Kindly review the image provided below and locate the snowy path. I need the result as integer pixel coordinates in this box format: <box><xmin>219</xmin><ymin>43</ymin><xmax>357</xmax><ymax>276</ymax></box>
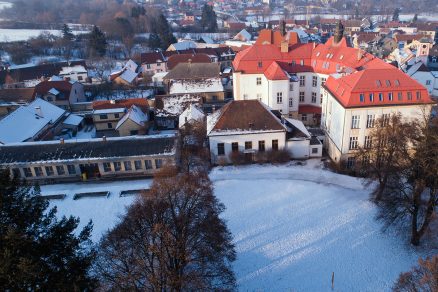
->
<box><xmin>211</xmin><ymin>161</ymin><xmax>425</xmax><ymax>292</ymax></box>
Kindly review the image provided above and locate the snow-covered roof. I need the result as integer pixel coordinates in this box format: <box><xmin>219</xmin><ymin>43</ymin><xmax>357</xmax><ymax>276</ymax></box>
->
<box><xmin>49</xmin><ymin>75</ymin><xmax>63</xmax><ymax>81</ymax></box>
<box><xmin>59</xmin><ymin>65</ymin><xmax>87</xmax><ymax>75</ymax></box>
<box><xmin>234</xmin><ymin>29</ymin><xmax>252</xmax><ymax>41</ymax></box>
<box><xmin>48</xmin><ymin>88</ymin><xmax>60</xmax><ymax>95</ymax></box>
<box><xmin>284</xmin><ymin>118</ymin><xmax>311</xmax><ymax>138</ymax></box>
<box><xmin>63</xmin><ymin>113</ymin><xmax>84</xmax><ymax>126</ymax></box>
<box><xmin>169</xmin><ymin>40</ymin><xmax>197</xmax><ymax>51</ymax></box>
<box><xmin>124</xmin><ymin>59</ymin><xmax>138</xmax><ymax>72</ymax></box>
<box><xmin>155</xmin><ymin>95</ymin><xmax>202</xmax><ymax>117</ymax></box>
<box><xmin>119</xmin><ymin>69</ymin><xmax>138</xmax><ymax>84</ymax></box>
<box><xmin>169</xmin><ymin>78</ymin><xmax>224</xmax><ymax>94</ymax></box>
<box><xmin>179</xmin><ymin>104</ymin><xmax>205</xmax><ymax>128</ymax></box>
<box><xmin>93</xmin><ymin>108</ymin><xmax>126</xmax><ymax>115</ymax></box>
<box><xmin>0</xmin><ymin>98</ymin><xmax>66</xmax><ymax>144</ymax></box>
<box><xmin>116</xmin><ymin>105</ymin><xmax>149</xmax><ymax>129</ymax></box>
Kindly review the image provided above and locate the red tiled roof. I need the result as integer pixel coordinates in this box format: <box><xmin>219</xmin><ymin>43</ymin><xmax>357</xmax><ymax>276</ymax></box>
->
<box><xmin>324</xmin><ymin>68</ymin><xmax>433</xmax><ymax>108</ymax></box>
<box><xmin>92</xmin><ymin>98</ymin><xmax>149</xmax><ymax>112</ymax></box>
<box><xmin>255</xmin><ymin>29</ymin><xmax>300</xmax><ymax>46</ymax></box>
<box><xmin>167</xmin><ymin>53</ymin><xmax>211</xmax><ymax>70</ymax></box>
<box><xmin>299</xmin><ymin>105</ymin><xmax>321</xmax><ymax>114</ymax></box>
<box><xmin>33</xmin><ymin>80</ymin><xmax>73</xmax><ymax>99</ymax></box>
<box><xmin>264</xmin><ymin>62</ymin><xmax>288</xmax><ymax>80</ymax></box>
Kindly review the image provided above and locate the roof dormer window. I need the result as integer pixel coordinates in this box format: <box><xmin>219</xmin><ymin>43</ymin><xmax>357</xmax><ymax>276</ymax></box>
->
<box><xmin>394</xmin><ymin>79</ymin><xmax>400</xmax><ymax>86</ymax></box>
<box><xmin>385</xmin><ymin>80</ymin><xmax>391</xmax><ymax>87</ymax></box>
<box><xmin>258</xmin><ymin>61</ymin><xmax>262</xmax><ymax>68</ymax></box>
<box><xmin>316</xmin><ymin>52</ymin><xmax>320</xmax><ymax>57</ymax></box>
<box><xmin>339</xmin><ymin>55</ymin><xmax>344</xmax><ymax>60</ymax></box>
<box><xmin>376</xmin><ymin>80</ymin><xmax>382</xmax><ymax>87</ymax></box>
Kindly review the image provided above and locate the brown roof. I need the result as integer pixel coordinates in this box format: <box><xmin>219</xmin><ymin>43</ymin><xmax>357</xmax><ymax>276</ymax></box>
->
<box><xmin>167</xmin><ymin>53</ymin><xmax>212</xmax><ymax>70</ymax></box>
<box><xmin>210</xmin><ymin>100</ymin><xmax>285</xmax><ymax>133</ymax></box>
<box><xmin>164</xmin><ymin>62</ymin><xmax>220</xmax><ymax>80</ymax></box>
<box><xmin>92</xmin><ymin>98</ymin><xmax>149</xmax><ymax>112</ymax></box>
<box><xmin>33</xmin><ymin>80</ymin><xmax>73</xmax><ymax>99</ymax></box>
<box><xmin>141</xmin><ymin>47</ymin><xmax>235</xmax><ymax>65</ymax></box>
<box><xmin>394</xmin><ymin>34</ymin><xmax>428</xmax><ymax>42</ymax></box>
<box><xmin>0</xmin><ymin>88</ymin><xmax>35</xmax><ymax>103</ymax></box>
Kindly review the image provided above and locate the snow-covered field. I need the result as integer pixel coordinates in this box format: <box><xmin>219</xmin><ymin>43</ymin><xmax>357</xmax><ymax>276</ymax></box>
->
<box><xmin>42</xmin><ymin>160</ymin><xmax>429</xmax><ymax>291</ymax></box>
<box><xmin>0</xmin><ymin>29</ymin><xmax>88</xmax><ymax>42</ymax></box>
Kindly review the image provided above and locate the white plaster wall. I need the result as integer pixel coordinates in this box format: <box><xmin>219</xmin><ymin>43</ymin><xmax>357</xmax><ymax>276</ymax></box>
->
<box><xmin>411</xmin><ymin>71</ymin><xmax>435</xmax><ymax>94</ymax></box>
<box><xmin>286</xmin><ymin>139</ymin><xmax>310</xmax><ymax>159</ymax></box>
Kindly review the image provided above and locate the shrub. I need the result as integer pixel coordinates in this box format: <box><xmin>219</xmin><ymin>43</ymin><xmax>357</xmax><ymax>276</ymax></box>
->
<box><xmin>266</xmin><ymin>149</ymin><xmax>291</xmax><ymax>164</ymax></box>
<box><xmin>228</xmin><ymin>151</ymin><xmax>246</xmax><ymax>165</ymax></box>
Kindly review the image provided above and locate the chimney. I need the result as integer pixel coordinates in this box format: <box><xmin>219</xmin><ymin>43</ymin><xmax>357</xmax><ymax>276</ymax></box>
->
<box><xmin>110</xmin><ymin>99</ymin><xmax>116</xmax><ymax>104</ymax></box>
<box><xmin>357</xmin><ymin>49</ymin><xmax>363</xmax><ymax>61</ymax></box>
<box><xmin>280</xmin><ymin>40</ymin><xmax>289</xmax><ymax>53</ymax></box>
<box><xmin>35</xmin><ymin>106</ymin><xmax>43</xmax><ymax>117</ymax></box>
<box><xmin>60</xmin><ymin>137</ymin><xmax>64</xmax><ymax>144</ymax></box>
<box><xmin>334</xmin><ymin>20</ymin><xmax>344</xmax><ymax>45</ymax></box>
<box><xmin>102</xmin><ymin>136</ymin><xmax>107</xmax><ymax>142</ymax></box>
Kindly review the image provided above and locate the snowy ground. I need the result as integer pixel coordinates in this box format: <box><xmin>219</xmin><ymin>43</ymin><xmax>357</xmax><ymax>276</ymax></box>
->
<box><xmin>42</xmin><ymin>160</ymin><xmax>429</xmax><ymax>291</ymax></box>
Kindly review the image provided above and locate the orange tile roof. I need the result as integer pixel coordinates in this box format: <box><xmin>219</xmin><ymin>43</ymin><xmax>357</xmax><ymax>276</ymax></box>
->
<box><xmin>255</xmin><ymin>29</ymin><xmax>300</xmax><ymax>46</ymax></box>
<box><xmin>264</xmin><ymin>62</ymin><xmax>288</xmax><ymax>80</ymax></box>
<box><xmin>324</xmin><ymin>69</ymin><xmax>433</xmax><ymax>108</ymax></box>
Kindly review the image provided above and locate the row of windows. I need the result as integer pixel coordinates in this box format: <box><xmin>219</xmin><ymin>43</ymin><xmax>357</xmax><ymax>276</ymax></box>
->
<box><xmin>13</xmin><ymin>159</ymin><xmax>163</xmax><ymax>178</ymax></box>
<box><xmin>99</xmin><ymin>113</ymin><xmax>121</xmax><ymax>120</ymax></box>
<box><xmin>217</xmin><ymin>140</ymin><xmax>279</xmax><ymax>156</ymax></box>
<box><xmin>351</xmin><ymin>114</ymin><xmax>390</xmax><ymax>129</ymax></box>
<box><xmin>359</xmin><ymin>91</ymin><xmax>422</xmax><ymax>103</ymax></box>
<box><xmin>349</xmin><ymin>135</ymin><xmax>385</xmax><ymax>150</ymax></box>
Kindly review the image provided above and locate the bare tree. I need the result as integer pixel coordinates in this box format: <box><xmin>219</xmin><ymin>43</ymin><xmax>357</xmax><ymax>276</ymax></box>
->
<box><xmin>179</xmin><ymin>120</ymin><xmax>210</xmax><ymax>173</ymax></box>
<box><xmin>95</xmin><ymin>167</ymin><xmax>236</xmax><ymax>291</ymax></box>
<box><xmin>393</xmin><ymin>255</ymin><xmax>438</xmax><ymax>292</ymax></box>
<box><xmin>354</xmin><ymin>114</ymin><xmax>414</xmax><ymax>201</ymax></box>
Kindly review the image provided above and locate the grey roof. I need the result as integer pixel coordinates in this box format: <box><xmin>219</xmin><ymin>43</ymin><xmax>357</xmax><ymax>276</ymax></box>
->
<box><xmin>164</xmin><ymin>62</ymin><xmax>221</xmax><ymax>80</ymax></box>
<box><xmin>0</xmin><ymin>136</ymin><xmax>176</xmax><ymax>164</ymax></box>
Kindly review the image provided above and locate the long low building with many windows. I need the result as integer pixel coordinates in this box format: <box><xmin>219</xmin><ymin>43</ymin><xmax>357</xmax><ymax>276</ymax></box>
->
<box><xmin>0</xmin><ymin>135</ymin><xmax>178</xmax><ymax>183</ymax></box>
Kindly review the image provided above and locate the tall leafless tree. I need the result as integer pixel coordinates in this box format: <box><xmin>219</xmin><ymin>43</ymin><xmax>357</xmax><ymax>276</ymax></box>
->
<box><xmin>393</xmin><ymin>254</ymin><xmax>438</xmax><ymax>292</ymax></box>
<box><xmin>95</xmin><ymin>167</ymin><xmax>236</xmax><ymax>291</ymax></box>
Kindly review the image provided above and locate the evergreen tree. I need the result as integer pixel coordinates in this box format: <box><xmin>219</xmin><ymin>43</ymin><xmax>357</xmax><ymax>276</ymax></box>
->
<box><xmin>87</xmin><ymin>25</ymin><xmax>107</xmax><ymax>57</ymax></box>
<box><xmin>0</xmin><ymin>170</ymin><xmax>96</xmax><ymax>290</ymax></box>
<box><xmin>149</xmin><ymin>14</ymin><xmax>176</xmax><ymax>50</ymax></box>
<box><xmin>412</xmin><ymin>14</ymin><xmax>418</xmax><ymax>23</ymax></box>
<box><xmin>62</xmin><ymin>23</ymin><xmax>74</xmax><ymax>41</ymax></box>
<box><xmin>200</xmin><ymin>4</ymin><xmax>218</xmax><ymax>32</ymax></box>
<box><xmin>392</xmin><ymin>8</ymin><xmax>401</xmax><ymax>21</ymax></box>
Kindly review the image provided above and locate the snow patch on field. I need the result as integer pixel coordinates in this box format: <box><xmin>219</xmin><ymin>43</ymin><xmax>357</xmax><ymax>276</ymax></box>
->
<box><xmin>42</xmin><ymin>160</ymin><xmax>429</xmax><ymax>291</ymax></box>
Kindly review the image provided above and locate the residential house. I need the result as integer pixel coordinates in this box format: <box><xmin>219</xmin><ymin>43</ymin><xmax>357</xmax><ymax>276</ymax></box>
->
<box><xmin>0</xmin><ymin>135</ymin><xmax>178</xmax><ymax>183</ymax></box>
<box><xmin>0</xmin><ymin>98</ymin><xmax>66</xmax><ymax>144</ymax></box>
<box><xmin>407</xmin><ymin>62</ymin><xmax>438</xmax><ymax>97</ymax></box>
<box><xmin>179</xmin><ymin>103</ymin><xmax>205</xmax><ymax>128</ymax></box>
<box><xmin>163</xmin><ymin>62</ymin><xmax>225</xmax><ymax>103</ymax></box>
<box><xmin>111</xmin><ymin>60</ymin><xmax>141</xmax><ymax>86</ymax></box>
<box><xmin>154</xmin><ymin>95</ymin><xmax>202</xmax><ymax>129</ymax></box>
<box><xmin>0</xmin><ymin>88</ymin><xmax>35</xmax><ymax>117</ymax></box>
<box><xmin>32</xmin><ymin>80</ymin><xmax>86</xmax><ymax>109</ymax></box>
<box><xmin>58</xmin><ymin>65</ymin><xmax>88</xmax><ymax>82</ymax></box>
<box><xmin>92</xmin><ymin>98</ymin><xmax>150</xmax><ymax>137</ymax></box>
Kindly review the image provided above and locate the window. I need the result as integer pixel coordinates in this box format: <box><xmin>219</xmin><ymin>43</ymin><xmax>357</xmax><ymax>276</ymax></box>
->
<box><xmin>107</xmin><ymin>123</ymin><xmax>113</xmax><ymax>129</ymax></box>
<box><xmin>300</xmin><ymin>59</ymin><xmax>304</xmax><ymax>66</ymax></box>
<box><xmin>258</xmin><ymin>61</ymin><xmax>262</xmax><ymax>68</ymax></box>
<box><xmin>369</xmin><ymin>93</ymin><xmax>374</xmax><ymax>102</ymax></box>
<box><xmin>312</xmin><ymin>148</ymin><xmax>318</xmax><ymax>154</ymax></box>
<box><xmin>289</xmin><ymin>83</ymin><xmax>294</xmax><ymax>91</ymax></box>
<box><xmin>378</xmin><ymin>93</ymin><xmax>383</xmax><ymax>101</ymax></box>
<box><xmin>349</xmin><ymin>137</ymin><xmax>358</xmax><ymax>150</ymax></box>
<box><xmin>103</xmin><ymin>162</ymin><xmax>112</xmax><ymax>172</ymax></box>
<box><xmin>347</xmin><ymin>157</ymin><xmax>356</xmax><ymax>169</ymax></box>
<box><xmin>416</xmin><ymin>91</ymin><xmax>421</xmax><ymax>100</ymax></box>
<box><xmin>56</xmin><ymin>165</ymin><xmax>65</xmax><ymax>175</ymax></box>
<box><xmin>394</xmin><ymin>79</ymin><xmax>400</xmax><ymax>86</ymax></box>
<box><xmin>243</xmin><ymin>94</ymin><xmax>248</xmax><ymax>99</ymax></box>
<box><xmin>385</xmin><ymin>80</ymin><xmax>391</xmax><ymax>87</ymax></box>
<box><xmin>364</xmin><ymin>136</ymin><xmax>372</xmax><ymax>148</ymax></box>
<box><xmin>321</xmin><ymin>77</ymin><xmax>326</xmax><ymax>85</ymax></box>
<box><xmin>388</xmin><ymin>92</ymin><xmax>393</xmax><ymax>101</ymax></box>
<box><xmin>217</xmin><ymin>143</ymin><xmax>225</xmax><ymax>156</ymax></box>
<box><xmin>34</xmin><ymin>167</ymin><xmax>43</xmax><ymax>177</ymax></box>
<box><xmin>23</xmin><ymin>167</ymin><xmax>32</xmax><ymax>177</ymax></box>
<box><xmin>157</xmin><ymin>62</ymin><xmax>161</xmax><ymax>67</ymax></box>
<box><xmin>289</xmin><ymin>97</ymin><xmax>293</xmax><ymax>107</ymax></box>
<box><xmin>277</xmin><ymin>92</ymin><xmax>283</xmax><ymax>104</ymax></box>
<box><xmin>130</xmin><ymin>130</ymin><xmax>139</xmax><ymax>135</ymax></box>
<box><xmin>78</xmin><ymin>76</ymin><xmax>83</xmax><ymax>81</ymax></box>
<box><xmin>99</xmin><ymin>114</ymin><xmax>108</xmax><ymax>119</ymax></box>
<box><xmin>272</xmin><ymin>140</ymin><xmax>279</xmax><ymax>151</ymax></box>
<box><xmin>299</xmin><ymin>92</ymin><xmax>305</xmax><ymax>102</ymax></box>
<box><xmin>258</xmin><ymin>140</ymin><xmax>265</xmax><ymax>152</ymax></box>
<box><xmin>114</xmin><ymin>113</ymin><xmax>120</xmax><ymax>119</ymax></box>
<box><xmin>113</xmin><ymin>162</ymin><xmax>122</xmax><ymax>171</ymax></box>
<box><xmin>398</xmin><ymin>92</ymin><xmax>403</xmax><ymax>101</ymax></box>
<box><xmin>426</xmin><ymin>80</ymin><xmax>431</xmax><ymax>85</ymax></box>
<box><xmin>256</xmin><ymin>77</ymin><xmax>261</xmax><ymax>85</ymax></box>
<box><xmin>45</xmin><ymin>166</ymin><xmax>54</xmax><ymax>176</ymax></box>
<box><xmin>382</xmin><ymin>114</ymin><xmax>390</xmax><ymax>126</ymax></box>
<box><xmin>145</xmin><ymin>160</ymin><xmax>153</xmax><ymax>169</ymax></box>
<box><xmin>301</xmin><ymin>114</ymin><xmax>307</xmax><ymax>122</ymax></box>
<box><xmin>231</xmin><ymin>142</ymin><xmax>238</xmax><ymax>152</ymax></box>
<box><xmin>12</xmin><ymin>168</ymin><xmax>20</xmax><ymax>178</ymax></box>
<box><xmin>311</xmin><ymin>92</ymin><xmax>317</xmax><ymax>103</ymax></box>
<box><xmin>351</xmin><ymin>115</ymin><xmax>360</xmax><ymax>129</ymax></box>
<box><xmin>146</xmin><ymin>64</ymin><xmax>151</xmax><ymax>69</ymax></box>
<box><xmin>360</xmin><ymin>93</ymin><xmax>365</xmax><ymax>102</ymax></box>
<box><xmin>312</xmin><ymin>76</ymin><xmax>317</xmax><ymax>87</ymax></box>
<box><xmin>256</xmin><ymin>93</ymin><xmax>262</xmax><ymax>101</ymax></box>
<box><xmin>155</xmin><ymin>159</ymin><xmax>163</xmax><ymax>169</ymax></box>
<box><xmin>299</xmin><ymin>76</ymin><xmax>305</xmax><ymax>86</ymax></box>
<box><xmin>124</xmin><ymin>161</ymin><xmax>132</xmax><ymax>171</ymax></box>
<box><xmin>366</xmin><ymin>114</ymin><xmax>375</xmax><ymax>128</ymax></box>
<box><xmin>245</xmin><ymin>141</ymin><xmax>252</xmax><ymax>150</ymax></box>
<box><xmin>376</xmin><ymin>80</ymin><xmax>382</xmax><ymax>87</ymax></box>
<box><xmin>407</xmin><ymin>92</ymin><xmax>412</xmax><ymax>100</ymax></box>
<box><xmin>67</xmin><ymin>164</ymin><xmax>76</xmax><ymax>174</ymax></box>
<box><xmin>134</xmin><ymin>160</ymin><xmax>142</xmax><ymax>170</ymax></box>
